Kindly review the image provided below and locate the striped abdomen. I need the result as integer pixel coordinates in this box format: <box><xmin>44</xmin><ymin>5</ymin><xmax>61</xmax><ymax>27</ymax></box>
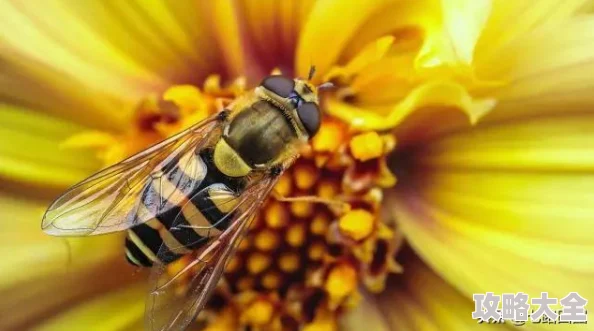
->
<box><xmin>125</xmin><ymin>149</ymin><xmax>246</xmax><ymax>267</ymax></box>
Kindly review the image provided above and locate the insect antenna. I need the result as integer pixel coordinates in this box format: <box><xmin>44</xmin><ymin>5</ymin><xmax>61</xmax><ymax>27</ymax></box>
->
<box><xmin>317</xmin><ymin>82</ymin><xmax>335</xmax><ymax>90</ymax></box>
<box><xmin>308</xmin><ymin>65</ymin><xmax>316</xmax><ymax>81</ymax></box>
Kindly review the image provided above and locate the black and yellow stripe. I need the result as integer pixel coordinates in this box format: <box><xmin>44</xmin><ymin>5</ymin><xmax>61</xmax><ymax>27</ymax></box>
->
<box><xmin>125</xmin><ymin>149</ymin><xmax>247</xmax><ymax>267</ymax></box>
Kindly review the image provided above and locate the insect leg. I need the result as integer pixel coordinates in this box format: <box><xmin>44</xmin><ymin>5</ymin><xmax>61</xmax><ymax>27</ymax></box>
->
<box><xmin>271</xmin><ymin>190</ymin><xmax>351</xmax><ymax>214</ymax></box>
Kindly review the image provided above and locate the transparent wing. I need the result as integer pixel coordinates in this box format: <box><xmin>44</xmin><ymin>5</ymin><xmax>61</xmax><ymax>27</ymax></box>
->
<box><xmin>145</xmin><ymin>172</ymin><xmax>283</xmax><ymax>331</ymax></box>
<box><xmin>42</xmin><ymin>114</ymin><xmax>223</xmax><ymax>236</ymax></box>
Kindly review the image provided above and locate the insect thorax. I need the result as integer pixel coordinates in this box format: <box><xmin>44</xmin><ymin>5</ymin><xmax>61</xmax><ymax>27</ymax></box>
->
<box><xmin>214</xmin><ymin>99</ymin><xmax>298</xmax><ymax>177</ymax></box>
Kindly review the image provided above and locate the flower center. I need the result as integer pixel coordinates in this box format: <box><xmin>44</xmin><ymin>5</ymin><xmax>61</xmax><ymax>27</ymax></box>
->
<box><xmin>66</xmin><ymin>76</ymin><xmax>402</xmax><ymax>330</ymax></box>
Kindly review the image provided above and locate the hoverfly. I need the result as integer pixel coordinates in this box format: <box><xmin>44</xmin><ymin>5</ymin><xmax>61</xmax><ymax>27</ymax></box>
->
<box><xmin>42</xmin><ymin>68</ymin><xmax>331</xmax><ymax>331</ymax></box>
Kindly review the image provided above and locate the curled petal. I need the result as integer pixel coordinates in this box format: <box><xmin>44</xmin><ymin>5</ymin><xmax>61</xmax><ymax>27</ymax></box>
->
<box><xmin>296</xmin><ymin>0</ymin><xmax>394</xmax><ymax>79</ymax></box>
<box><xmin>326</xmin><ymin>81</ymin><xmax>496</xmax><ymax>131</ymax></box>
<box><xmin>439</xmin><ymin>0</ymin><xmax>491</xmax><ymax>65</ymax></box>
<box><xmin>325</xmin><ymin>36</ymin><xmax>396</xmax><ymax>83</ymax></box>
<box><xmin>416</xmin><ymin>0</ymin><xmax>491</xmax><ymax>71</ymax></box>
<box><xmin>338</xmin><ymin>0</ymin><xmax>437</xmax><ymax>63</ymax></box>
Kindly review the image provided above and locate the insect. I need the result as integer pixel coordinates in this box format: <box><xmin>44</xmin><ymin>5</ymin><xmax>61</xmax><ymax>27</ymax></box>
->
<box><xmin>42</xmin><ymin>68</ymin><xmax>331</xmax><ymax>331</ymax></box>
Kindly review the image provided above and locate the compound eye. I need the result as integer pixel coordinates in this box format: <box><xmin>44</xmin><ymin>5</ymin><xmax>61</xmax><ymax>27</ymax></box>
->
<box><xmin>297</xmin><ymin>102</ymin><xmax>321</xmax><ymax>137</ymax></box>
<box><xmin>261</xmin><ymin>75</ymin><xmax>295</xmax><ymax>98</ymax></box>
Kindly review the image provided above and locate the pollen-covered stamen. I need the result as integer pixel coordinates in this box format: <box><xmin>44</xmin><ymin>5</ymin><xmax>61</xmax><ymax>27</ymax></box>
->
<box><xmin>325</xmin><ymin>263</ymin><xmax>358</xmax><ymax>308</ymax></box>
<box><xmin>339</xmin><ymin>209</ymin><xmax>375</xmax><ymax>241</ymax></box>
<box><xmin>254</xmin><ymin>229</ymin><xmax>280</xmax><ymax>251</ymax></box>
<box><xmin>247</xmin><ymin>252</ymin><xmax>272</xmax><ymax>274</ymax></box>
<box><xmin>241</xmin><ymin>298</ymin><xmax>275</xmax><ymax>325</ymax></box>
<box><xmin>350</xmin><ymin>132</ymin><xmax>384</xmax><ymax>162</ymax></box>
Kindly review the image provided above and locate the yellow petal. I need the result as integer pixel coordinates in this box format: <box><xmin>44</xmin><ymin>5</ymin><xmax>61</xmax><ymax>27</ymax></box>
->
<box><xmin>375</xmin><ymin>251</ymin><xmax>511</xmax><ymax>330</ymax></box>
<box><xmin>206</xmin><ymin>0</ymin><xmax>250</xmax><ymax>79</ymax></box>
<box><xmin>338</xmin><ymin>0</ymin><xmax>436</xmax><ymax>63</ymax></box>
<box><xmin>479</xmin><ymin>16</ymin><xmax>594</xmax><ymax>123</ymax></box>
<box><xmin>348</xmin><ymin>54</ymin><xmax>418</xmax><ymax>106</ymax></box>
<box><xmin>326</xmin><ymin>81</ymin><xmax>496</xmax><ymax>131</ymax></box>
<box><xmin>0</xmin><ymin>193</ymin><xmax>134</xmax><ymax>330</ymax></box>
<box><xmin>325</xmin><ymin>36</ymin><xmax>395</xmax><ymax>82</ymax></box>
<box><xmin>389</xmin><ymin>113</ymin><xmax>594</xmax><ymax>330</ymax></box>
<box><xmin>296</xmin><ymin>0</ymin><xmax>394</xmax><ymax>79</ymax></box>
<box><xmin>350</xmin><ymin>132</ymin><xmax>384</xmax><ymax>162</ymax></box>
<box><xmin>416</xmin><ymin>113</ymin><xmax>594</xmax><ymax>172</ymax></box>
<box><xmin>0</xmin><ymin>104</ymin><xmax>98</xmax><ymax>189</ymax></box>
<box><xmin>33</xmin><ymin>284</ymin><xmax>144</xmax><ymax>331</ymax></box>
<box><xmin>0</xmin><ymin>0</ymin><xmax>231</xmax><ymax>127</ymax></box>
<box><xmin>414</xmin><ymin>0</ymin><xmax>490</xmax><ymax>76</ymax></box>
<box><xmin>438</xmin><ymin>0</ymin><xmax>491</xmax><ymax>65</ymax></box>
<box><xmin>237</xmin><ymin>0</ymin><xmax>316</xmax><ymax>77</ymax></box>
<box><xmin>205</xmin><ymin>0</ymin><xmax>314</xmax><ymax>81</ymax></box>
<box><xmin>475</xmin><ymin>0</ymin><xmax>592</xmax><ymax>62</ymax></box>
<box><xmin>0</xmin><ymin>0</ymin><xmax>225</xmax><ymax>86</ymax></box>
<box><xmin>0</xmin><ymin>53</ymin><xmax>132</xmax><ymax>130</ymax></box>
<box><xmin>339</xmin><ymin>209</ymin><xmax>375</xmax><ymax>241</ymax></box>
<box><xmin>0</xmin><ymin>193</ymin><xmax>124</xmax><ymax>288</ymax></box>
<box><xmin>331</xmin><ymin>0</ymin><xmax>488</xmax><ymax>77</ymax></box>
<box><xmin>61</xmin><ymin>131</ymin><xmax>118</xmax><ymax>150</ymax></box>
<box><xmin>0</xmin><ymin>1</ymin><xmax>165</xmax><ymax>104</ymax></box>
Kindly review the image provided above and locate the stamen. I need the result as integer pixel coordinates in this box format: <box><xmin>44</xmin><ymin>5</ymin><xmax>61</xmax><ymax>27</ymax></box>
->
<box><xmin>338</xmin><ymin>209</ymin><xmax>375</xmax><ymax>241</ymax></box>
<box><xmin>241</xmin><ymin>299</ymin><xmax>274</xmax><ymax>326</ymax></box>
<box><xmin>311</xmin><ymin>120</ymin><xmax>346</xmax><ymax>153</ymax></box>
<box><xmin>310</xmin><ymin>214</ymin><xmax>330</xmax><ymax>235</ymax></box>
<box><xmin>247</xmin><ymin>252</ymin><xmax>272</xmax><ymax>274</ymax></box>
<box><xmin>237</xmin><ymin>236</ymin><xmax>251</xmax><ymax>252</ymax></box>
<box><xmin>286</xmin><ymin>223</ymin><xmax>307</xmax><ymax>247</ymax></box>
<box><xmin>293</xmin><ymin>162</ymin><xmax>319</xmax><ymax>190</ymax></box>
<box><xmin>264</xmin><ymin>201</ymin><xmax>289</xmax><ymax>228</ymax></box>
<box><xmin>325</xmin><ymin>263</ymin><xmax>358</xmax><ymax>305</ymax></box>
<box><xmin>290</xmin><ymin>200</ymin><xmax>315</xmax><ymax>218</ymax></box>
<box><xmin>316</xmin><ymin>180</ymin><xmax>339</xmax><ymax>199</ymax></box>
<box><xmin>308</xmin><ymin>242</ymin><xmax>327</xmax><ymax>261</ymax></box>
<box><xmin>279</xmin><ymin>253</ymin><xmax>301</xmax><ymax>273</ymax></box>
<box><xmin>254</xmin><ymin>229</ymin><xmax>280</xmax><ymax>251</ymax></box>
<box><xmin>225</xmin><ymin>255</ymin><xmax>241</xmax><ymax>273</ymax></box>
<box><xmin>261</xmin><ymin>272</ymin><xmax>282</xmax><ymax>290</ymax></box>
<box><xmin>350</xmin><ymin>132</ymin><xmax>384</xmax><ymax>161</ymax></box>
<box><xmin>274</xmin><ymin>173</ymin><xmax>293</xmax><ymax>197</ymax></box>
<box><xmin>237</xmin><ymin>277</ymin><xmax>255</xmax><ymax>291</ymax></box>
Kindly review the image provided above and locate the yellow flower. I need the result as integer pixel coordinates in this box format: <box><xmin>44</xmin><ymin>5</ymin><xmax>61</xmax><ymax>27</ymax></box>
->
<box><xmin>2</xmin><ymin>0</ymin><xmax>594</xmax><ymax>330</ymax></box>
